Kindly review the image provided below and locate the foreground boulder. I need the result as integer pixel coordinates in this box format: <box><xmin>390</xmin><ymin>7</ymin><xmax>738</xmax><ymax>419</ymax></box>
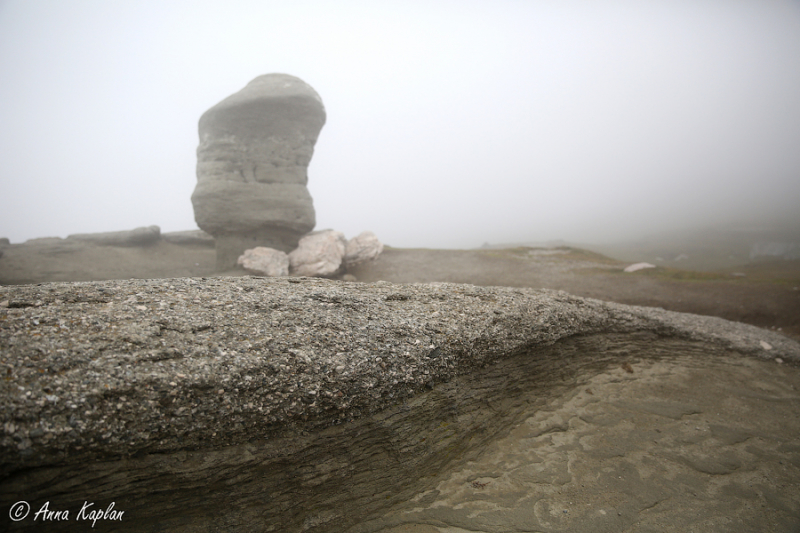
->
<box><xmin>191</xmin><ymin>74</ymin><xmax>326</xmax><ymax>270</ymax></box>
<box><xmin>0</xmin><ymin>278</ymin><xmax>797</xmax><ymax>532</ymax></box>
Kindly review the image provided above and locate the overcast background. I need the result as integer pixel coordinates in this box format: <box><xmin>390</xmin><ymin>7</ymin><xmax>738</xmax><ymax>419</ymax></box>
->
<box><xmin>1</xmin><ymin>0</ymin><xmax>799</xmax><ymax>249</ymax></box>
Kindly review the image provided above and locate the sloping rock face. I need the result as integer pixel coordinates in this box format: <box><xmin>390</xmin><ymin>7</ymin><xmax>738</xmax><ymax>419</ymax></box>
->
<box><xmin>191</xmin><ymin>74</ymin><xmax>326</xmax><ymax>269</ymax></box>
<box><xmin>0</xmin><ymin>278</ymin><xmax>798</xmax><ymax>532</ymax></box>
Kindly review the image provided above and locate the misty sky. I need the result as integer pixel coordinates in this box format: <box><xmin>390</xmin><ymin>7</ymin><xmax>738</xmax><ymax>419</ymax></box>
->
<box><xmin>1</xmin><ymin>1</ymin><xmax>799</xmax><ymax>248</ymax></box>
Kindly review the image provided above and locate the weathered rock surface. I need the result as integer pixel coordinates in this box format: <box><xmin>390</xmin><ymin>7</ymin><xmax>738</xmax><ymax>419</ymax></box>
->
<box><xmin>237</xmin><ymin>246</ymin><xmax>289</xmax><ymax>276</ymax></box>
<box><xmin>1</xmin><ymin>277</ymin><xmax>798</xmax><ymax>531</ymax></box>
<box><xmin>357</xmin><ymin>353</ymin><xmax>800</xmax><ymax>533</ymax></box>
<box><xmin>66</xmin><ymin>225</ymin><xmax>161</xmax><ymax>246</ymax></box>
<box><xmin>345</xmin><ymin>231</ymin><xmax>384</xmax><ymax>268</ymax></box>
<box><xmin>191</xmin><ymin>74</ymin><xmax>326</xmax><ymax>270</ymax></box>
<box><xmin>289</xmin><ymin>229</ymin><xmax>347</xmax><ymax>277</ymax></box>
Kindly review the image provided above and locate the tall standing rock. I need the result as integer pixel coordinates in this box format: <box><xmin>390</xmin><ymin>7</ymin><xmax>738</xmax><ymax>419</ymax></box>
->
<box><xmin>192</xmin><ymin>74</ymin><xmax>326</xmax><ymax>269</ymax></box>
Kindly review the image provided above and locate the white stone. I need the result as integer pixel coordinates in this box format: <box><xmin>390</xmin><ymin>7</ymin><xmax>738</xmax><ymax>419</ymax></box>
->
<box><xmin>289</xmin><ymin>230</ymin><xmax>346</xmax><ymax>277</ymax></box>
<box><xmin>760</xmin><ymin>340</ymin><xmax>773</xmax><ymax>351</ymax></box>
<box><xmin>344</xmin><ymin>231</ymin><xmax>384</xmax><ymax>268</ymax></box>
<box><xmin>237</xmin><ymin>247</ymin><xmax>289</xmax><ymax>277</ymax></box>
<box><xmin>623</xmin><ymin>263</ymin><xmax>656</xmax><ymax>273</ymax></box>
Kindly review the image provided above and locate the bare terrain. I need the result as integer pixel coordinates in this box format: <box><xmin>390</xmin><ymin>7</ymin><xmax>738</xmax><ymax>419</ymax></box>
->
<box><xmin>1</xmin><ymin>236</ymin><xmax>799</xmax><ymax>532</ymax></box>
<box><xmin>4</xmin><ymin>237</ymin><xmax>796</xmax><ymax>340</ymax></box>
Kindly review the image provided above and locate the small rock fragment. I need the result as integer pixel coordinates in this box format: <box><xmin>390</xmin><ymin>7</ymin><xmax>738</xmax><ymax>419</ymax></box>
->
<box><xmin>344</xmin><ymin>231</ymin><xmax>384</xmax><ymax>268</ymax></box>
<box><xmin>289</xmin><ymin>230</ymin><xmax>346</xmax><ymax>277</ymax></box>
<box><xmin>237</xmin><ymin>247</ymin><xmax>290</xmax><ymax>277</ymax></box>
<box><xmin>623</xmin><ymin>263</ymin><xmax>656</xmax><ymax>273</ymax></box>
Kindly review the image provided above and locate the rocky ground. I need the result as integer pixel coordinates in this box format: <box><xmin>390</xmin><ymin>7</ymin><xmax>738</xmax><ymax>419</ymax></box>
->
<box><xmin>2</xmin><ymin>236</ymin><xmax>798</xmax><ymax>340</ymax></box>
<box><xmin>352</xmin><ymin>353</ymin><xmax>800</xmax><ymax>533</ymax></box>
<box><xmin>1</xmin><ymin>234</ymin><xmax>799</xmax><ymax>532</ymax></box>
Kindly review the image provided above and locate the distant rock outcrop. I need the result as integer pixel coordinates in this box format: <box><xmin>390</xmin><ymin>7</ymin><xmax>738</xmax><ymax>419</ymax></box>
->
<box><xmin>288</xmin><ymin>229</ymin><xmax>346</xmax><ymax>277</ymax></box>
<box><xmin>161</xmin><ymin>229</ymin><xmax>215</xmax><ymax>247</ymax></box>
<box><xmin>191</xmin><ymin>74</ymin><xmax>326</xmax><ymax>270</ymax></box>
<box><xmin>66</xmin><ymin>225</ymin><xmax>161</xmax><ymax>246</ymax></box>
<box><xmin>623</xmin><ymin>262</ymin><xmax>656</xmax><ymax>273</ymax></box>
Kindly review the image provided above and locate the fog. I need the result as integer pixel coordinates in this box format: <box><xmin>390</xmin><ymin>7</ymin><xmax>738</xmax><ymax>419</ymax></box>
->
<box><xmin>1</xmin><ymin>0</ymin><xmax>799</xmax><ymax>249</ymax></box>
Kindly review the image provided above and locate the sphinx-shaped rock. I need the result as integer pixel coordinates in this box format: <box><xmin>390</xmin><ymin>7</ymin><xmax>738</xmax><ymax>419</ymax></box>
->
<box><xmin>192</xmin><ymin>74</ymin><xmax>326</xmax><ymax>270</ymax></box>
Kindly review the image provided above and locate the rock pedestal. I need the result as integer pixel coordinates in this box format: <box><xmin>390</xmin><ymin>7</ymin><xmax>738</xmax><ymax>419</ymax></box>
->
<box><xmin>191</xmin><ymin>74</ymin><xmax>326</xmax><ymax>270</ymax></box>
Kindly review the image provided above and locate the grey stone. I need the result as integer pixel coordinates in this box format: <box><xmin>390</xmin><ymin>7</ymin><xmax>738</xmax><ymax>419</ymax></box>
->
<box><xmin>66</xmin><ymin>225</ymin><xmax>161</xmax><ymax>246</ymax></box>
<box><xmin>344</xmin><ymin>231</ymin><xmax>384</xmax><ymax>268</ymax></box>
<box><xmin>237</xmin><ymin>246</ymin><xmax>289</xmax><ymax>276</ymax></box>
<box><xmin>24</xmin><ymin>237</ymin><xmax>64</xmax><ymax>245</ymax></box>
<box><xmin>191</xmin><ymin>74</ymin><xmax>326</xmax><ymax>270</ymax></box>
<box><xmin>289</xmin><ymin>229</ymin><xmax>346</xmax><ymax>277</ymax></box>
<box><xmin>1</xmin><ymin>277</ymin><xmax>798</xmax><ymax>531</ymax></box>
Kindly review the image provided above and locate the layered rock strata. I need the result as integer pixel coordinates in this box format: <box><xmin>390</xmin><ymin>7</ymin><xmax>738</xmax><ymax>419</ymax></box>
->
<box><xmin>192</xmin><ymin>74</ymin><xmax>326</xmax><ymax>269</ymax></box>
<box><xmin>0</xmin><ymin>278</ymin><xmax>798</xmax><ymax>532</ymax></box>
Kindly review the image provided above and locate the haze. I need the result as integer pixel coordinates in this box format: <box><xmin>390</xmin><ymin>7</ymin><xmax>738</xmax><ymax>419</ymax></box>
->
<box><xmin>1</xmin><ymin>0</ymin><xmax>799</xmax><ymax>249</ymax></box>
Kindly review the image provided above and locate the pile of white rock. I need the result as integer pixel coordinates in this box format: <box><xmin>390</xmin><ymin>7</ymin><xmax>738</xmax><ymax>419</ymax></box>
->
<box><xmin>236</xmin><ymin>229</ymin><xmax>383</xmax><ymax>279</ymax></box>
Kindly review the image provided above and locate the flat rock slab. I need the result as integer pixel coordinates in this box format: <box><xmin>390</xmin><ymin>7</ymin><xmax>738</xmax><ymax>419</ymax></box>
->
<box><xmin>355</xmin><ymin>354</ymin><xmax>800</xmax><ymax>533</ymax></box>
<box><xmin>1</xmin><ymin>277</ymin><xmax>798</xmax><ymax>531</ymax></box>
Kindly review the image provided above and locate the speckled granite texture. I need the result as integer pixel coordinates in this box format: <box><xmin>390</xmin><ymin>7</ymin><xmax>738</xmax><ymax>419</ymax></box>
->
<box><xmin>2</xmin><ymin>276</ymin><xmax>796</xmax><ymax>473</ymax></box>
<box><xmin>1</xmin><ymin>277</ymin><xmax>798</xmax><ymax>532</ymax></box>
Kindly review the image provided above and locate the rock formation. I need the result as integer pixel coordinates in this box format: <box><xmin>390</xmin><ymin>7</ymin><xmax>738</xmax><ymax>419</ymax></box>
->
<box><xmin>288</xmin><ymin>229</ymin><xmax>346</xmax><ymax>277</ymax></box>
<box><xmin>191</xmin><ymin>74</ymin><xmax>326</xmax><ymax>270</ymax></box>
<box><xmin>161</xmin><ymin>229</ymin><xmax>215</xmax><ymax>247</ymax></box>
<box><xmin>237</xmin><ymin>246</ymin><xmax>289</xmax><ymax>276</ymax></box>
<box><xmin>66</xmin><ymin>225</ymin><xmax>161</xmax><ymax>246</ymax></box>
<box><xmin>1</xmin><ymin>277</ymin><xmax>798</xmax><ymax>531</ymax></box>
